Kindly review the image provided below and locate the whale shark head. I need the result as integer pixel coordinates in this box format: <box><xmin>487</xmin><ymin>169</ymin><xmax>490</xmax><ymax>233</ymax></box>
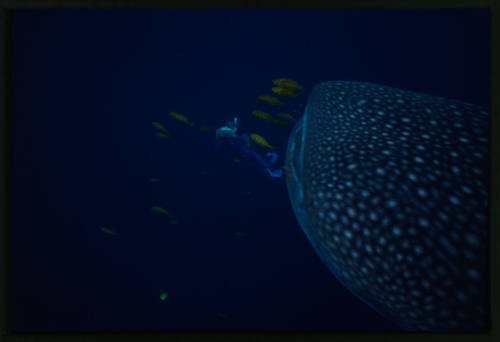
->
<box><xmin>285</xmin><ymin>81</ymin><xmax>488</xmax><ymax>331</ymax></box>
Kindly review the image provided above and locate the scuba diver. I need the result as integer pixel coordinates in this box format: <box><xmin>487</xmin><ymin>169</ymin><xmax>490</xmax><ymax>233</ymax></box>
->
<box><xmin>215</xmin><ymin>117</ymin><xmax>283</xmax><ymax>179</ymax></box>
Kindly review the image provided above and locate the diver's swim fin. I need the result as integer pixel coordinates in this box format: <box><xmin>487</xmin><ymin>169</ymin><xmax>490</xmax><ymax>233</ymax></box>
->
<box><xmin>266</xmin><ymin>168</ymin><xmax>283</xmax><ymax>179</ymax></box>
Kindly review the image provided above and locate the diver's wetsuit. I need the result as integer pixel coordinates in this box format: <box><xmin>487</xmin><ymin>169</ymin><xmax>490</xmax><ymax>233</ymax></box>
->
<box><xmin>216</xmin><ymin>133</ymin><xmax>282</xmax><ymax>178</ymax></box>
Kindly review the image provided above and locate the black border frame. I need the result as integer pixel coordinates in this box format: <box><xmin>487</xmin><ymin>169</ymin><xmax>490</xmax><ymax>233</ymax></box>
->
<box><xmin>0</xmin><ymin>1</ymin><xmax>497</xmax><ymax>342</ymax></box>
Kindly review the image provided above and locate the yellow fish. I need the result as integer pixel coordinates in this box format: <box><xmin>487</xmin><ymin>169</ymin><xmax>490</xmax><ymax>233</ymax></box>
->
<box><xmin>272</xmin><ymin>86</ymin><xmax>297</xmax><ymax>98</ymax></box>
<box><xmin>272</xmin><ymin>78</ymin><xmax>304</xmax><ymax>91</ymax></box>
<box><xmin>152</xmin><ymin>122</ymin><xmax>169</xmax><ymax>133</ymax></box>
<box><xmin>252</xmin><ymin>110</ymin><xmax>275</xmax><ymax>122</ymax></box>
<box><xmin>274</xmin><ymin>119</ymin><xmax>291</xmax><ymax>129</ymax></box>
<box><xmin>169</xmin><ymin>112</ymin><xmax>194</xmax><ymax>126</ymax></box>
<box><xmin>250</xmin><ymin>133</ymin><xmax>274</xmax><ymax>150</ymax></box>
<box><xmin>233</xmin><ymin>159</ymin><xmax>241</xmax><ymax>163</ymax></box>
<box><xmin>199</xmin><ymin>125</ymin><xmax>212</xmax><ymax>131</ymax></box>
<box><xmin>169</xmin><ymin>219</ymin><xmax>179</xmax><ymax>225</ymax></box>
<box><xmin>201</xmin><ymin>170</ymin><xmax>214</xmax><ymax>176</ymax></box>
<box><xmin>156</xmin><ymin>132</ymin><xmax>171</xmax><ymax>139</ymax></box>
<box><xmin>149</xmin><ymin>178</ymin><xmax>160</xmax><ymax>183</ymax></box>
<box><xmin>285</xmin><ymin>173</ymin><xmax>294</xmax><ymax>180</ymax></box>
<box><xmin>99</xmin><ymin>226</ymin><xmax>117</xmax><ymax>236</ymax></box>
<box><xmin>258</xmin><ymin>95</ymin><xmax>285</xmax><ymax>106</ymax></box>
<box><xmin>233</xmin><ymin>232</ymin><xmax>247</xmax><ymax>237</ymax></box>
<box><xmin>276</xmin><ymin>112</ymin><xmax>297</xmax><ymax>121</ymax></box>
<box><xmin>151</xmin><ymin>206</ymin><xmax>173</xmax><ymax>217</ymax></box>
<box><xmin>160</xmin><ymin>292</ymin><xmax>168</xmax><ymax>301</ymax></box>
<box><xmin>281</xmin><ymin>165</ymin><xmax>291</xmax><ymax>171</ymax></box>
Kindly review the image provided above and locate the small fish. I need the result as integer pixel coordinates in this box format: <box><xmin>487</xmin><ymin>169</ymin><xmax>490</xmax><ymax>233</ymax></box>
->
<box><xmin>169</xmin><ymin>219</ymin><xmax>179</xmax><ymax>225</ymax></box>
<box><xmin>233</xmin><ymin>232</ymin><xmax>247</xmax><ymax>237</ymax></box>
<box><xmin>281</xmin><ymin>165</ymin><xmax>291</xmax><ymax>171</ymax></box>
<box><xmin>272</xmin><ymin>78</ymin><xmax>304</xmax><ymax>91</ymax></box>
<box><xmin>252</xmin><ymin>110</ymin><xmax>275</xmax><ymax>122</ymax></box>
<box><xmin>286</xmin><ymin>157</ymin><xmax>292</xmax><ymax>162</ymax></box>
<box><xmin>250</xmin><ymin>133</ymin><xmax>274</xmax><ymax>150</ymax></box>
<box><xmin>233</xmin><ymin>159</ymin><xmax>241</xmax><ymax>163</ymax></box>
<box><xmin>169</xmin><ymin>112</ymin><xmax>194</xmax><ymax>126</ymax></box>
<box><xmin>272</xmin><ymin>86</ymin><xmax>298</xmax><ymax>98</ymax></box>
<box><xmin>156</xmin><ymin>132</ymin><xmax>171</xmax><ymax>139</ymax></box>
<box><xmin>258</xmin><ymin>95</ymin><xmax>285</xmax><ymax>106</ymax></box>
<box><xmin>160</xmin><ymin>292</ymin><xmax>168</xmax><ymax>301</ymax></box>
<box><xmin>285</xmin><ymin>173</ymin><xmax>294</xmax><ymax>180</ymax></box>
<box><xmin>202</xmin><ymin>170</ymin><xmax>214</xmax><ymax>176</ymax></box>
<box><xmin>151</xmin><ymin>206</ymin><xmax>173</xmax><ymax>217</ymax></box>
<box><xmin>274</xmin><ymin>119</ymin><xmax>291</xmax><ymax>129</ymax></box>
<box><xmin>152</xmin><ymin>121</ymin><xmax>169</xmax><ymax>133</ymax></box>
<box><xmin>247</xmin><ymin>191</ymin><xmax>251</xmax><ymax>195</ymax></box>
<box><xmin>276</xmin><ymin>112</ymin><xmax>297</xmax><ymax>121</ymax></box>
<box><xmin>199</xmin><ymin>125</ymin><xmax>212</xmax><ymax>131</ymax></box>
<box><xmin>99</xmin><ymin>226</ymin><xmax>117</xmax><ymax>236</ymax></box>
<box><xmin>217</xmin><ymin>313</ymin><xmax>229</xmax><ymax>320</ymax></box>
<box><xmin>149</xmin><ymin>178</ymin><xmax>160</xmax><ymax>183</ymax></box>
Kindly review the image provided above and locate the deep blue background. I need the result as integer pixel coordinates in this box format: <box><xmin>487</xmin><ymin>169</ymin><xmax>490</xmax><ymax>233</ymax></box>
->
<box><xmin>10</xmin><ymin>9</ymin><xmax>490</xmax><ymax>331</ymax></box>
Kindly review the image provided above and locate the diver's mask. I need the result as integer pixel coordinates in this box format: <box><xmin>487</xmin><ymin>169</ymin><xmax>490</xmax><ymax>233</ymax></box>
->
<box><xmin>216</xmin><ymin>117</ymin><xmax>238</xmax><ymax>138</ymax></box>
<box><xmin>216</xmin><ymin>127</ymin><xmax>236</xmax><ymax>138</ymax></box>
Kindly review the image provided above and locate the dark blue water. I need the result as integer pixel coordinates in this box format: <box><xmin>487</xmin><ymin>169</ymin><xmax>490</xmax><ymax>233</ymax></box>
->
<box><xmin>10</xmin><ymin>9</ymin><xmax>490</xmax><ymax>331</ymax></box>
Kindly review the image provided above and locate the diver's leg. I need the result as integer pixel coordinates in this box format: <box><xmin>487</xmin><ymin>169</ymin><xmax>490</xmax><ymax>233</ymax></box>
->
<box><xmin>265</xmin><ymin>152</ymin><xmax>279</xmax><ymax>164</ymax></box>
<box><xmin>241</xmin><ymin>147</ymin><xmax>283</xmax><ymax>179</ymax></box>
<box><xmin>241</xmin><ymin>149</ymin><xmax>271</xmax><ymax>174</ymax></box>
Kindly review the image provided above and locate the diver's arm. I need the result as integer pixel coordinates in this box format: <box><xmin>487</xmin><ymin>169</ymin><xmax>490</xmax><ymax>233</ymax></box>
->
<box><xmin>234</xmin><ymin>133</ymin><xmax>250</xmax><ymax>144</ymax></box>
